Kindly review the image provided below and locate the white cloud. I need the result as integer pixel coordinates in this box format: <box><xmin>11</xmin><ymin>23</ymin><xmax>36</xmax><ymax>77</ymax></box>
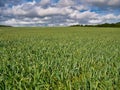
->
<box><xmin>74</xmin><ymin>5</ymin><xmax>88</xmax><ymax>11</ymax></box>
<box><xmin>69</xmin><ymin>11</ymin><xmax>98</xmax><ymax>19</ymax></box>
<box><xmin>1</xmin><ymin>17</ymin><xmax>45</xmax><ymax>26</ymax></box>
<box><xmin>89</xmin><ymin>20</ymin><xmax>102</xmax><ymax>24</ymax></box>
<box><xmin>102</xmin><ymin>14</ymin><xmax>116</xmax><ymax>20</ymax></box>
<box><xmin>89</xmin><ymin>14</ymin><xmax>120</xmax><ymax>24</ymax></box>
<box><xmin>35</xmin><ymin>7</ymin><xmax>74</xmax><ymax>16</ymax></box>
<box><xmin>0</xmin><ymin>0</ymin><xmax>120</xmax><ymax>26</ymax></box>
<box><xmin>57</xmin><ymin>0</ymin><xmax>75</xmax><ymax>7</ymax></box>
<box><xmin>1</xmin><ymin>3</ymin><xmax>74</xmax><ymax>17</ymax></box>
<box><xmin>40</xmin><ymin>0</ymin><xmax>51</xmax><ymax>6</ymax></box>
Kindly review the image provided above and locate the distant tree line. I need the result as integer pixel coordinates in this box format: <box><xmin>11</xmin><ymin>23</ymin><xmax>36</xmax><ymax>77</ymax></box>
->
<box><xmin>1</xmin><ymin>22</ymin><xmax>120</xmax><ymax>27</ymax></box>
<box><xmin>0</xmin><ymin>25</ymin><xmax>12</xmax><ymax>27</ymax></box>
<box><xmin>70</xmin><ymin>22</ymin><xmax>120</xmax><ymax>27</ymax></box>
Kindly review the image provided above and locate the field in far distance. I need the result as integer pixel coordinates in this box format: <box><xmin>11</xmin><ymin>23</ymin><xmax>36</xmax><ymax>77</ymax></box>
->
<box><xmin>0</xmin><ymin>27</ymin><xmax>120</xmax><ymax>89</ymax></box>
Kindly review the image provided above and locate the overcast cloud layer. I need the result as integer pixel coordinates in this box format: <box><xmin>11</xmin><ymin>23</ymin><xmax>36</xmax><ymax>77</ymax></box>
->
<box><xmin>0</xmin><ymin>0</ymin><xmax>120</xmax><ymax>26</ymax></box>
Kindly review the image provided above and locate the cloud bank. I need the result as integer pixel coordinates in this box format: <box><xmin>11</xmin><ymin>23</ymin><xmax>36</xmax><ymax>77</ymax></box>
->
<box><xmin>0</xmin><ymin>0</ymin><xmax>120</xmax><ymax>26</ymax></box>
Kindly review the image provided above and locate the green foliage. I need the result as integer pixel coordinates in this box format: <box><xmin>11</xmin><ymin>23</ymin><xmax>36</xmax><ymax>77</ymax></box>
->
<box><xmin>0</xmin><ymin>25</ymin><xmax>12</xmax><ymax>27</ymax></box>
<box><xmin>0</xmin><ymin>27</ymin><xmax>120</xmax><ymax>89</ymax></box>
<box><xmin>95</xmin><ymin>22</ymin><xmax>120</xmax><ymax>27</ymax></box>
<box><xmin>70</xmin><ymin>22</ymin><xmax>120</xmax><ymax>27</ymax></box>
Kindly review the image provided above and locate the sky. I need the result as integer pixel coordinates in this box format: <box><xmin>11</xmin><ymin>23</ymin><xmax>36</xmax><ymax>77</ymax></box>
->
<box><xmin>0</xmin><ymin>0</ymin><xmax>120</xmax><ymax>26</ymax></box>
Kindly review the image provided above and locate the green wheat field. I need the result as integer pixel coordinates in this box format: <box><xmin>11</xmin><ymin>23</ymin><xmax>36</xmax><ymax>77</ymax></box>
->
<box><xmin>0</xmin><ymin>27</ymin><xmax>120</xmax><ymax>90</ymax></box>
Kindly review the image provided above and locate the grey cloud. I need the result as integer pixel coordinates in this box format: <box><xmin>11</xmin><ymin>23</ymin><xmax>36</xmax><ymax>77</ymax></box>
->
<box><xmin>1</xmin><ymin>12</ymin><xmax>120</xmax><ymax>26</ymax></box>
<box><xmin>0</xmin><ymin>0</ymin><xmax>120</xmax><ymax>26</ymax></box>
<box><xmin>81</xmin><ymin>0</ymin><xmax>120</xmax><ymax>10</ymax></box>
<box><xmin>40</xmin><ymin>0</ymin><xmax>51</xmax><ymax>6</ymax></box>
<box><xmin>57</xmin><ymin>0</ymin><xmax>75</xmax><ymax>7</ymax></box>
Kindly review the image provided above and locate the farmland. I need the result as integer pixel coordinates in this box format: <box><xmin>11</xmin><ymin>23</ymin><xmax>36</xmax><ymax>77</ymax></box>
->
<box><xmin>0</xmin><ymin>27</ymin><xmax>120</xmax><ymax>89</ymax></box>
